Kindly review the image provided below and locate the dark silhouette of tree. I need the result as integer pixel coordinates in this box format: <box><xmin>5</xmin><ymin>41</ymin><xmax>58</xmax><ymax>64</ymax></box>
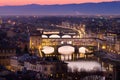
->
<box><xmin>16</xmin><ymin>46</ymin><xmax>22</xmax><ymax>54</ymax></box>
<box><xmin>23</xmin><ymin>45</ymin><xmax>29</xmax><ymax>53</ymax></box>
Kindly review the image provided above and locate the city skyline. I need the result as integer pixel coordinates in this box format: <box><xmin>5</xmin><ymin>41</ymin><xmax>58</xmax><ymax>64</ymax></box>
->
<box><xmin>0</xmin><ymin>0</ymin><xmax>117</xmax><ymax>6</ymax></box>
<box><xmin>0</xmin><ymin>0</ymin><xmax>120</xmax><ymax>80</ymax></box>
<box><xmin>0</xmin><ymin>13</ymin><xmax>120</xmax><ymax>79</ymax></box>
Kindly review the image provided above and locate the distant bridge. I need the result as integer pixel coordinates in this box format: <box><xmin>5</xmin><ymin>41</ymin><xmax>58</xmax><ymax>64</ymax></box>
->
<box><xmin>29</xmin><ymin>32</ymin><xmax>107</xmax><ymax>60</ymax></box>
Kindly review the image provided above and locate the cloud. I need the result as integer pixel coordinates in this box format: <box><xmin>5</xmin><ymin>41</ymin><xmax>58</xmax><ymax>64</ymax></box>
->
<box><xmin>0</xmin><ymin>0</ymin><xmax>118</xmax><ymax>6</ymax></box>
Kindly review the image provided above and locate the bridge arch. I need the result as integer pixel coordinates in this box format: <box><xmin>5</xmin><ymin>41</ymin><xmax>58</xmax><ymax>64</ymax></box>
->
<box><xmin>41</xmin><ymin>46</ymin><xmax>54</xmax><ymax>55</ymax></box>
<box><xmin>58</xmin><ymin>45</ymin><xmax>75</xmax><ymax>61</ymax></box>
<box><xmin>58</xmin><ymin>45</ymin><xmax>75</xmax><ymax>55</ymax></box>
<box><xmin>42</xmin><ymin>35</ymin><xmax>48</xmax><ymax>38</ymax></box>
<box><xmin>62</xmin><ymin>35</ymin><xmax>72</xmax><ymax>38</ymax></box>
<box><xmin>39</xmin><ymin>44</ymin><xmax>96</xmax><ymax>60</ymax></box>
<box><xmin>49</xmin><ymin>34</ymin><xmax>60</xmax><ymax>38</ymax></box>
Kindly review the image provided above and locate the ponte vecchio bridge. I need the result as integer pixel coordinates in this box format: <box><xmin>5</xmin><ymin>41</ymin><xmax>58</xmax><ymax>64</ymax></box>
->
<box><xmin>29</xmin><ymin>30</ymin><xmax>107</xmax><ymax>60</ymax></box>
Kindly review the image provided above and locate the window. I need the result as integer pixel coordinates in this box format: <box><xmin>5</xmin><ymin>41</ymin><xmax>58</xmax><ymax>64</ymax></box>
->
<box><xmin>50</xmin><ymin>67</ymin><xmax>53</xmax><ymax>71</ymax></box>
<box><xmin>39</xmin><ymin>67</ymin><xmax>41</xmax><ymax>71</ymax></box>
<box><xmin>44</xmin><ymin>67</ymin><xmax>47</xmax><ymax>71</ymax></box>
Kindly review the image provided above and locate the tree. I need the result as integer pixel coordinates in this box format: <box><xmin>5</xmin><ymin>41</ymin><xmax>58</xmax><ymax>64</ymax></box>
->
<box><xmin>23</xmin><ymin>45</ymin><xmax>29</xmax><ymax>54</ymax></box>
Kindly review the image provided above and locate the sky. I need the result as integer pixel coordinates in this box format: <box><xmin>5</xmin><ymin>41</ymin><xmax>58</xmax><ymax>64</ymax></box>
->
<box><xmin>0</xmin><ymin>0</ymin><xmax>117</xmax><ymax>6</ymax></box>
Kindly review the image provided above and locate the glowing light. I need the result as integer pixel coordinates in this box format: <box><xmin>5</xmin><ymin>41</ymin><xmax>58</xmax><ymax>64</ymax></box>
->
<box><xmin>69</xmin><ymin>55</ymin><xmax>72</xmax><ymax>60</ymax></box>
<box><xmin>58</xmin><ymin>46</ymin><xmax>75</xmax><ymax>55</ymax></box>
<box><xmin>61</xmin><ymin>55</ymin><xmax>64</xmax><ymax>61</ymax></box>
<box><xmin>62</xmin><ymin>35</ymin><xmax>71</xmax><ymax>38</ymax></box>
<box><xmin>49</xmin><ymin>35</ymin><xmax>60</xmax><ymax>38</ymax></box>
<box><xmin>38</xmin><ymin>46</ymin><xmax>43</xmax><ymax>57</ymax></box>
<box><xmin>79</xmin><ymin>47</ymin><xmax>87</xmax><ymax>53</ymax></box>
<box><xmin>43</xmin><ymin>31</ymin><xmax>59</xmax><ymax>34</ymax></box>
<box><xmin>67</xmin><ymin>41</ymin><xmax>72</xmax><ymax>44</ymax></box>
<box><xmin>73</xmin><ymin>36</ymin><xmax>80</xmax><ymax>38</ymax></box>
<box><xmin>61</xmin><ymin>55</ymin><xmax>72</xmax><ymax>61</ymax></box>
<box><xmin>102</xmin><ymin>45</ymin><xmax>106</xmax><ymax>49</ymax></box>
<box><xmin>42</xmin><ymin>35</ymin><xmax>48</xmax><ymax>38</ymax></box>
<box><xmin>61</xmin><ymin>41</ymin><xmax>64</xmax><ymax>44</ymax></box>
<box><xmin>65</xmin><ymin>55</ymin><xmax>69</xmax><ymax>60</ymax></box>
<box><xmin>42</xmin><ymin>46</ymin><xmax>54</xmax><ymax>54</ymax></box>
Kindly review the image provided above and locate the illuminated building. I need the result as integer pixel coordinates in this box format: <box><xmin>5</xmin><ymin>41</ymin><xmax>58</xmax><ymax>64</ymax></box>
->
<box><xmin>29</xmin><ymin>34</ymin><xmax>41</xmax><ymax>49</ymax></box>
<box><xmin>114</xmin><ymin>40</ymin><xmax>120</xmax><ymax>54</ymax></box>
<box><xmin>6</xmin><ymin>30</ymin><xmax>16</xmax><ymax>38</ymax></box>
<box><xmin>0</xmin><ymin>18</ymin><xmax>2</xmax><ymax>24</ymax></box>
<box><xmin>10</xmin><ymin>54</ymin><xmax>67</xmax><ymax>75</ymax></box>
<box><xmin>29</xmin><ymin>24</ymin><xmax>118</xmax><ymax>61</ymax></box>
<box><xmin>0</xmin><ymin>47</ymin><xmax>16</xmax><ymax>67</ymax></box>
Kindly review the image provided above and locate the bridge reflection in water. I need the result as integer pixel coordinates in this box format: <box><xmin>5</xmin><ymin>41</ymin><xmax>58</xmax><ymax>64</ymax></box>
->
<box><xmin>66</xmin><ymin>61</ymin><xmax>106</xmax><ymax>72</ymax></box>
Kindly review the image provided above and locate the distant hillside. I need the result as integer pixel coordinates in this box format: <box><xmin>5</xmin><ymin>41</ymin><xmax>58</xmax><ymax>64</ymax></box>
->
<box><xmin>0</xmin><ymin>1</ymin><xmax>120</xmax><ymax>15</ymax></box>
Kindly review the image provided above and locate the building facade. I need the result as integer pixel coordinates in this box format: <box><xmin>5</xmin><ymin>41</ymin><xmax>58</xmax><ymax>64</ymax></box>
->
<box><xmin>0</xmin><ymin>48</ymin><xmax>16</xmax><ymax>66</ymax></box>
<box><xmin>10</xmin><ymin>55</ymin><xmax>68</xmax><ymax>75</ymax></box>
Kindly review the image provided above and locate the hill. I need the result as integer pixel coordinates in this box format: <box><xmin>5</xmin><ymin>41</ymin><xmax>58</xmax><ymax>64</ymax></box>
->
<box><xmin>0</xmin><ymin>1</ymin><xmax>120</xmax><ymax>15</ymax></box>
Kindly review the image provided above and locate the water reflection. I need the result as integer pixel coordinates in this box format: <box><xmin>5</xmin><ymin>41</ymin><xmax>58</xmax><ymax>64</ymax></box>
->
<box><xmin>66</xmin><ymin>61</ymin><xmax>106</xmax><ymax>72</ymax></box>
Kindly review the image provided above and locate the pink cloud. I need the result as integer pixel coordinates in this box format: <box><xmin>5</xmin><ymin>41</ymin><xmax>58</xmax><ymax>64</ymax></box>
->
<box><xmin>0</xmin><ymin>0</ymin><xmax>114</xmax><ymax>6</ymax></box>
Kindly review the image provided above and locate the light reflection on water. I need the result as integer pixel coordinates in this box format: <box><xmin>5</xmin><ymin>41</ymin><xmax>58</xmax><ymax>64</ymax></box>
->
<box><xmin>66</xmin><ymin>61</ymin><xmax>106</xmax><ymax>72</ymax></box>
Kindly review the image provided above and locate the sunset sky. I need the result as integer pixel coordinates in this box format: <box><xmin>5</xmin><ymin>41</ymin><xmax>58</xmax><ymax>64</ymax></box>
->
<box><xmin>0</xmin><ymin>0</ymin><xmax>117</xmax><ymax>6</ymax></box>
